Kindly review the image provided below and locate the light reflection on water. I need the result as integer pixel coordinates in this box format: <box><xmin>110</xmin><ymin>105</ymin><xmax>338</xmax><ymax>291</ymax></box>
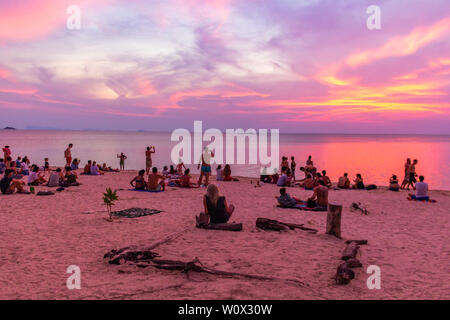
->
<box><xmin>1</xmin><ymin>130</ymin><xmax>449</xmax><ymax>190</ymax></box>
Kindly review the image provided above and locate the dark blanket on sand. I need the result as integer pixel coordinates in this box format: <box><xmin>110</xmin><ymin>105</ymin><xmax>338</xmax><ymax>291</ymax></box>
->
<box><xmin>111</xmin><ymin>208</ymin><xmax>163</xmax><ymax>218</ymax></box>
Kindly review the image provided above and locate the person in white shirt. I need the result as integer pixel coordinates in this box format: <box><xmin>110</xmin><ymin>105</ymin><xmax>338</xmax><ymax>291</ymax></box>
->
<box><xmin>28</xmin><ymin>165</ymin><xmax>46</xmax><ymax>185</ymax></box>
<box><xmin>408</xmin><ymin>176</ymin><xmax>429</xmax><ymax>201</ymax></box>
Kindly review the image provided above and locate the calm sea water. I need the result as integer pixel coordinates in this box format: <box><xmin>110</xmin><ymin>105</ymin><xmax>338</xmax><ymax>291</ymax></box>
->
<box><xmin>1</xmin><ymin>130</ymin><xmax>449</xmax><ymax>190</ymax></box>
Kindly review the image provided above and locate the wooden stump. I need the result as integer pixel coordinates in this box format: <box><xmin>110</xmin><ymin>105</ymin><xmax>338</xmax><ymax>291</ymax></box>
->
<box><xmin>326</xmin><ymin>203</ymin><xmax>342</xmax><ymax>238</ymax></box>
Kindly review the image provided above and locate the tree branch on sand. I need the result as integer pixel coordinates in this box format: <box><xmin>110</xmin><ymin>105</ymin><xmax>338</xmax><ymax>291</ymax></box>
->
<box><xmin>256</xmin><ymin>218</ymin><xmax>318</xmax><ymax>233</ymax></box>
<box><xmin>104</xmin><ymin>247</ymin><xmax>308</xmax><ymax>287</ymax></box>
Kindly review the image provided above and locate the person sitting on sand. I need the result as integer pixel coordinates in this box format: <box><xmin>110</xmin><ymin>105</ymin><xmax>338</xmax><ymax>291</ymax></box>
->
<box><xmin>100</xmin><ymin>163</ymin><xmax>119</xmax><ymax>172</ymax></box>
<box><xmin>169</xmin><ymin>165</ymin><xmax>176</xmax><ymax>175</ymax></box>
<box><xmin>147</xmin><ymin>167</ymin><xmax>165</xmax><ymax>191</ymax></box>
<box><xmin>308</xmin><ymin>180</ymin><xmax>328</xmax><ymax>208</ymax></box>
<box><xmin>271</xmin><ymin>168</ymin><xmax>279</xmax><ymax>184</ymax></box>
<box><xmin>298</xmin><ymin>166</ymin><xmax>307</xmax><ymax>181</ymax></box>
<box><xmin>20</xmin><ymin>158</ymin><xmax>30</xmax><ymax>176</ymax></box>
<box><xmin>47</xmin><ymin>168</ymin><xmax>63</xmax><ymax>187</ymax></box>
<box><xmin>321</xmin><ymin>170</ymin><xmax>332</xmax><ymax>188</ymax></box>
<box><xmin>216</xmin><ymin>165</ymin><xmax>224</xmax><ymax>181</ymax></box>
<box><xmin>0</xmin><ymin>158</ymin><xmax>5</xmax><ymax>174</ymax></box>
<box><xmin>176</xmin><ymin>159</ymin><xmax>186</xmax><ymax>175</ymax></box>
<box><xmin>83</xmin><ymin>160</ymin><xmax>92</xmax><ymax>175</ymax></box>
<box><xmin>43</xmin><ymin>158</ymin><xmax>50</xmax><ymax>172</ymax></box>
<box><xmin>70</xmin><ymin>158</ymin><xmax>80</xmax><ymax>171</ymax></box>
<box><xmin>408</xmin><ymin>176</ymin><xmax>429</xmax><ymax>201</ymax></box>
<box><xmin>352</xmin><ymin>173</ymin><xmax>365</xmax><ymax>189</ymax></box>
<box><xmin>223</xmin><ymin>164</ymin><xmax>239</xmax><ymax>181</ymax></box>
<box><xmin>338</xmin><ymin>173</ymin><xmax>350</xmax><ymax>189</ymax></box>
<box><xmin>1</xmin><ymin>169</ymin><xmax>28</xmax><ymax>194</ymax></box>
<box><xmin>130</xmin><ymin>170</ymin><xmax>147</xmax><ymax>190</ymax></box>
<box><xmin>203</xmin><ymin>184</ymin><xmax>234</xmax><ymax>224</ymax></box>
<box><xmin>162</xmin><ymin>166</ymin><xmax>169</xmax><ymax>177</ymax></box>
<box><xmin>389</xmin><ymin>175</ymin><xmax>400</xmax><ymax>191</ymax></box>
<box><xmin>276</xmin><ymin>187</ymin><xmax>302</xmax><ymax>208</ymax></box>
<box><xmin>277</xmin><ymin>167</ymin><xmax>290</xmax><ymax>187</ymax></box>
<box><xmin>302</xmin><ymin>173</ymin><xmax>316</xmax><ymax>190</ymax></box>
<box><xmin>28</xmin><ymin>165</ymin><xmax>46</xmax><ymax>186</ymax></box>
<box><xmin>180</xmin><ymin>169</ymin><xmax>199</xmax><ymax>188</ymax></box>
<box><xmin>90</xmin><ymin>161</ymin><xmax>103</xmax><ymax>176</ymax></box>
<box><xmin>65</xmin><ymin>166</ymin><xmax>79</xmax><ymax>186</ymax></box>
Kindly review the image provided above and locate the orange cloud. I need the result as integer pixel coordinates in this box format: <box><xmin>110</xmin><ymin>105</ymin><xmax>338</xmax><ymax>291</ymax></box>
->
<box><xmin>346</xmin><ymin>18</ymin><xmax>450</xmax><ymax>67</ymax></box>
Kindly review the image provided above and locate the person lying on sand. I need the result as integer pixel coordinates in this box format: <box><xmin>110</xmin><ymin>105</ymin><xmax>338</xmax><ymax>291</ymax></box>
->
<box><xmin>180</xmin><ymin>169</ymin><xmax>199</xmax><ymax>188</ymax></box>
<box><xmin>203</xmin><ymin>184</ymin><xmax>234</xmax><ymax>224</ymax></box>
<box><xmin>308</xmin><ymin>180</ymin><xmax>328</xmax><ymax>208</ymax></box>
<box><xmin>1</xmin><ymin>169</ymin><xmax>29</xmax><ymax>194</ymax></box>
<box><xmin>28</xmin><ymin>165</ymin><xmax>47</xmax><ymax>186</ymax></box>
<box><xmin>408</xmin><ymin>175</ymin><xmax>429</xmax><ymax>201</ymax></box>
<box><xmin>389</xmin><ymin>175</ymin><xmax>400</xmax><ymax>191</ymax></box>
<box><xmin>100</xmin><ymin>163</ymin><xmax>119</xmax><ymax>172</ymax></box>
<box><xmin>147</xmin><ymin>167</ymin><xmax>165</xmax><ymax>191</ymax></box>
<box><xmin>276</xmin><ymin>187</ymin><xmax>302</xmax><ymax>208</ymax></box>
<box><xmin>130</xmin><ymin>170</ymin><xmax>147</xmax><ymax>190</ymax></box>
<box><xmin>352</xmin><ymin>173</ymin><xmax>365</xmax><ymax>189</ymax></box>
<box><xmin>338</xmin><ymin>173</ymin><xmax>350</xmax><ymax>189</ymax></box>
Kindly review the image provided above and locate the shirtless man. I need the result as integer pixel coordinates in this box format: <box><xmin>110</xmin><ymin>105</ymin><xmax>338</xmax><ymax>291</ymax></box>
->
<box><xmin>147</xmin><ymin>167</ymin><xmax>165</xmax><ymax>191</ymax></box>
<box><xmin>145</xmin><ymin>146</ymin><xmax>155</xmax><ymax>175</ymax></box>
<box><xmin>308</xmin><ymin>180</ymin><xmax>328</xmax><ymax>207</ymax></box>
<box><xmin>130</xmin><ymin>169</ymin><xmax>147</xmax><ymax>190</ymax></box>
<box><xmin>180</xmin><ymin>169</ymin><xmax>199</xmax><ymax>188</ymax></box>
<box><xmin>338</xmin><ymin>173</ymin><xmax>350</xmax><ymax>189</ymax></box>
<box><xmin>302</xmin><ymin>174</ymin><xmax>316</xmax><ymax>189</ymax></box>
<box><xmin>321</xmin><ymin>170</ymin><xmax>332</xmax><ymax>188</ymax></box>
<box><xmin>197</xmin><ymin>147</ymin><xmax>214</xmax><ymax>186</ymax></box>
<box><xmin>406</xmin><ymin>159</ymin><xmax>418</xmax><ymax>191</ymax></box>
<box><xmin>64</xmin><ymin>144</ymin><xmax>73</xmax><ymax>166</ymax></box>
<box><xmin>176</xmin><ymin>159</ymin><xmax>186</xmax><ymax>175</ymax></box>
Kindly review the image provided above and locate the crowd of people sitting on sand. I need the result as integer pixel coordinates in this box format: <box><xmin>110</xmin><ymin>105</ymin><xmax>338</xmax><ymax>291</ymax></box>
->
<box><xmin>1</xmin><ymin>143</ymin><xmax>433</xmax><ymax>217</ymax></box>
<box><xmin>0</xmin><ymin>144</ymin><xmax>119</xmax><ymax>195</ymax></box>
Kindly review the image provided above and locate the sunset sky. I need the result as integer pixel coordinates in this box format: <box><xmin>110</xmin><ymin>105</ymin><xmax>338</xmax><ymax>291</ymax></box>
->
<box><xmin>0</xmin><ymin>0</ymin><xmax>449</xmax><ymax>133</ymax></box>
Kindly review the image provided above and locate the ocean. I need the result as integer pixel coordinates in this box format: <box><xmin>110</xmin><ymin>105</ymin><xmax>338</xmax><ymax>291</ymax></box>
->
<box><xmin>1</xmin><ymin>130</ymin><xmax>449</xmax><ymax>190</ymax></box>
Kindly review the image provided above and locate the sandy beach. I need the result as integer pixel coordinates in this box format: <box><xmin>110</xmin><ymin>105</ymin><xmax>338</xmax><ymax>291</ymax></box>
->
<box><xmin>0</xmin><ymin>170</ymin><xmax>448</xmax><ymax>300</ymax></box>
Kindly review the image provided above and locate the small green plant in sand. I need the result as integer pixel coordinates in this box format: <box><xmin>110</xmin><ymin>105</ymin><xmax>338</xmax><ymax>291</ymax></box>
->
<box><xmin>103</xmin><ymin>188</ymin><xmax>118</xmax><ymax>221</ymax></box>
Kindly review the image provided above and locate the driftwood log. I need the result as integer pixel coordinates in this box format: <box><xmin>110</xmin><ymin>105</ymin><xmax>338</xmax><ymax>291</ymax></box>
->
<box><xmin>256</xmin><ymin>218</ymin><xmax>318</xmax><ymax>233</ymax></box>
<box><xmin>326</xmin><ymin>204</ymin><xmax>342</xmax><ymax>238</ymax></box>
<box><xmin>195</xmin><ymin>214</ymin><xmax>243</xmax><ymax>231</ymax></box>
<box><xmin>104</xmin><ymin>247</ymin><xmax>307</xmax><ymax>287</ymax></box>
<box><xmin>334</xmin><ymin>240</ymin><xmax>367</xmax><ymax>285</ymax></box>
<box><xmin>350</xmin><ymin>202</ymin><xmax>369</xmax><ymax>215</ymax></box>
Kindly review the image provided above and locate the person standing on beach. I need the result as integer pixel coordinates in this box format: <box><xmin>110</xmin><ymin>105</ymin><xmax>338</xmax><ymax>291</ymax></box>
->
<box><xmin>64</xmin><ymin>144</ymin><xmax>73</xmax><ymax>166</ymax></box>
<box><xmin>406</xmin><ymin>159</ymin><xmax>418</xmax><ymax>191</ymax></box>
<box><xmin>401</xmin><ymin>158</ymin><xmax>411</xmax><ymax>189</ymax></box>
<box><xmin>2</xmin><ymin>146</ymin><xmax>11</xmax><ymax>160</ymax></box>
<box><xmin>198</xmin><ymin>147</ymin><xmax>214</xmax><ymax>186</ymax></box>
<box><xmin>145</xmin><ymin>146</ymin><xmax>155</xmax><ymax>175</ymax></box>
<box><xmin>117</xmin><ymin>152</ymin><xmax>127</xmax><ymax>171</ymax></box>
<box><xmin>290</xmin><ymin>156</ymin><xmax>296</xmax><ymax>180</ymax></box>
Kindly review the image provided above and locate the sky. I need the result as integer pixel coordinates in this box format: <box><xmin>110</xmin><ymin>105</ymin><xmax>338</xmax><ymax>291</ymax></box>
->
<box><xmin>0</xmin><ymin>0</ymin><xmax>449</xmax><ymax>134</ymax></box>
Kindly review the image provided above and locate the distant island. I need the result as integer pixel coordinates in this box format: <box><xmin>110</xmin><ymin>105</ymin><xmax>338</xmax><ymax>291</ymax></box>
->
<box><xmin>3</xmin><ymin>127</ymin><xmax>16</xmax><ymax>130</ymax></box>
